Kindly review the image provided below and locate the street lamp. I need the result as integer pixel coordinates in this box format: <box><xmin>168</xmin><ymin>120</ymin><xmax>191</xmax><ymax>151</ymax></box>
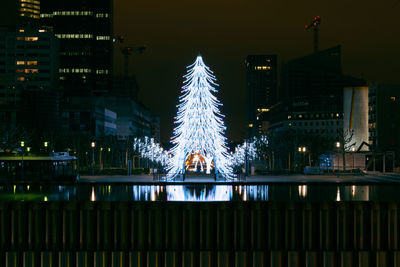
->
<box><xmin>334</xmin><ymin>141</ymin><xmax>341</xmax><ymax>172</ymax></box>
<box><xmin>100</xmin><ymin>147</ymin><xmax>103</xmax><ymax>171</ymax></box>
<box><xmin>91</xmin><ymin>142</ymin><xmax>96</xmax><ymax>175</ymax></box>
<box><xmin>44</xmin><ymin>141</ymin><xmax>48</xmax><ymax>153</ymax></box>
<box><xmin>151</xmin><ymin>142</ymin><xmax>155</xmax><ymax>174</ymax></box>
<box><xmin>298</xmin><ymin>146</ymin><xmax>310</xmax><ymax>168</ymax></box>
<box><xmin>20</xmin><ymin>141</ymin><xmax>24</xmax><ymax>180</ymax></box>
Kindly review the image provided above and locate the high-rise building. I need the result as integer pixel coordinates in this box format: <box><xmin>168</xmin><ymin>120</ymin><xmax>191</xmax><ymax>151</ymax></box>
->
<box><xmin>245</xmin><ymin>55</ymin><xmax>277</xmax><ymax>136</ymax></box>
<box><xmin>0</xmin><ymin>26</ymin><xmax>59</xmax><ymax>127</ymax></box>
<box><xmin>261</xmin><ymin>46</ymin><xmax>367</xmax><ymax>169</ymax></box>
<box><xmin>267</xmin><ymin>46</ymin><xmax>365</xmax><ymax>139</ymax></box>
<box><xmin>369</xmin><ymin>84</ymin><xmax>400</xmax><ymax>160</ymax></box>
<box><xmin>40</xmin><ymin>0</ymin><xmax>113</xmax><ymax>96</ymax></box>
<box><xmin>0</xmin><ymin>0</ymin><xmax>41</xmax><ymax>27</ymax></box>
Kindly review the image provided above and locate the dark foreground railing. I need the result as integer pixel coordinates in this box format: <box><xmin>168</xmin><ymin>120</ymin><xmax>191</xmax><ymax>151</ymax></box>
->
<box><xmin>1</xmin><ymin>201</ymin><xmax>400</xmax><ymax>266</ymax></box>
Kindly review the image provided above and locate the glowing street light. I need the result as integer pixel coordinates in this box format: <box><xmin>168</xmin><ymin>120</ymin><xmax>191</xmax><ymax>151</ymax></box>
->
<box><xmin>20</xmin><ymin>141</ymin><xmax>24</xmax><ymax>180</ymax></box>
<box><xmin>91</xmin><ymin>142</ymin><xmax>96</xmax><ymax>175</ymax></box>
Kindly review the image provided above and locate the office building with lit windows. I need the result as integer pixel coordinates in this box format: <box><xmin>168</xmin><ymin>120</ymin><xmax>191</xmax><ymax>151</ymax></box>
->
<box><xmin>0</xmin><ymin>27</ymin><xmax>59</xmax><ymax>127</ymax></box>
<box><xmin>245</xmin><ymin>55</ymin><xmax>277</xmax><ymax>136</ymax></box>
<box><xmin>261</xmin><ymin>46</ymin><xmax>367</xmax><ymax>167</ymax></box>
<box><xmin>0</xmin><ymin>0</ymin><xmax>41</xmax><ymax>27</ymax></box>
<box><xmin>40</xmin><ymin>0</ymin><xmax>113</xmax><ymax>96</ymax></box>
<box><xmin>369</xmin><ymin>84</ymin><xmax>400</xmax><ymax>161</ymax></box>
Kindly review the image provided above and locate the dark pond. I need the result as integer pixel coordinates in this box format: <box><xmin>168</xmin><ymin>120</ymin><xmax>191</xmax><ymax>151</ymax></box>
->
<box><xmin>0</xmin><ymin>183</ymin><xmax>399</xmax><ymax>202</ymax></box>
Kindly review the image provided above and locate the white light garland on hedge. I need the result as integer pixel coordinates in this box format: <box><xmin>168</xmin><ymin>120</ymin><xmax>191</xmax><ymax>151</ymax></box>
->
<box><xmin>231</xmin><ymin>135</ymin><xmax>268</xmax><ymax>166</ymax></box>
<box><xmin>133</xmin><ymin>137</ymin><xmax>169</xmax><ymax>169</ymax></box>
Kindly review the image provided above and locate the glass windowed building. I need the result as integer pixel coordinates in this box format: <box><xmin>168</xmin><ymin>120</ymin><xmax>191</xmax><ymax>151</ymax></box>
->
<box><xmin>40</xmin><ymin>0</ymin><xmax>113</xmax><ymax>96</ymax></box>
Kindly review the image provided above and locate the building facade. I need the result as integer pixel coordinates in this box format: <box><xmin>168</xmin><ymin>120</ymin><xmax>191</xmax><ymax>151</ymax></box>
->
<box><xmin>343</xmin><ymin>86</ymin><xmax>369</xmax><ymax>151</ymax></box>
<box><xmin>61</xmin><ymin>100</ymin><xmax>117</xmax><ymax>137</ymax></box>
<box><xmin>0</xmin><ymin>26</ymin><xmax>59</xmax><ymax>127</ymax></box>
<box><xmin>261</xmin><ymin>46</ymin><xmax>367</xmax><ymax>169</ymax></box>
<box><xmin>369</xmin><ymin>84</ymin><xmax>400</xmax><ymax>160</ymax></box>
<box><xmin>40</xmin><ymin>0</ymin><xmax>113</xmax><ymax>96</ymax></box>
<box><xmin>245</xmin><ymin>55</ymin><xmax>277</xmax><ymax>136</ymax></box>
<box><xmin>0</xmin><ymin>0</ymin><xmax>41</xmax><ymax>27</ymax></box>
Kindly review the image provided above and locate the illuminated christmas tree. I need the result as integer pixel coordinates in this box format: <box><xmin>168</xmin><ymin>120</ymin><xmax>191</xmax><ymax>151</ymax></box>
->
<box><xmin>167</xmin><ymin>55</ymin><xmax>232</xmax><ymax>179</ymax></box>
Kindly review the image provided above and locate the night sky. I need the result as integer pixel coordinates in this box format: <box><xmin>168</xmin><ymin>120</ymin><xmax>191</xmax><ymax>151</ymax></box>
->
<box><xmin>113</xmin><ymin>0</ymin><xmax>400</xmax><ymax>143</ymax></box>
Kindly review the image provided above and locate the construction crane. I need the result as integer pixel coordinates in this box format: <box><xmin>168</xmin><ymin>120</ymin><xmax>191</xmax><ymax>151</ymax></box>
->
<box><xmin>305</xmin><ymin>16</ymin><xmax>321</xmax><ymax>53</ymax></box>
<box><xmin>121</xmin><ymin>46</ymin><xmax>146</xmax><ymax>76</ymax></box>
<box><xmin>113</xmin><ymin>35</ymin><xmax>146</xmax><ymax>76</ymax></box>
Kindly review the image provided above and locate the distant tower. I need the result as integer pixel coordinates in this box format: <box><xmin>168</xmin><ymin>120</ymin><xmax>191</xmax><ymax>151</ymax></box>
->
<box><xmin>245</xmin><ymin>55</ymin><xmax>277</xmax><ymax>136</ymax></box>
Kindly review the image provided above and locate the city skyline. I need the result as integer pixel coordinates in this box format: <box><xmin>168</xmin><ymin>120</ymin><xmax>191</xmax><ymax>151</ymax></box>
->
<box><xmin>114</xmin><ymin>0</ymin><xmax>400</xmax><ymax>142</ymax></box>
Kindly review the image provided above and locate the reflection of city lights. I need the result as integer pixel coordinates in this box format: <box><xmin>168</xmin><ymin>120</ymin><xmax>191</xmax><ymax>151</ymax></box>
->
<box><xmin>298</xmin><ymin>185</ymin><xmax>307</xmax><ymax>198</ymax></box>
<box><xmin>336</xmin><ymin>187</ymin><xmax>341</xmax><ymax>201</ymax></box>
<box><xmin>151</xmin><ymin>187</ymin><xmax>156</xmax><ymax>201</ymax></box>
<box><xmin>351</xmin><ymin>185</ymin><xmax>356</xmax><ymax>198</ymax></box>
<box><xmin>90</xmin><ymin>187</ymin><xmax>96</xmax><ymax>201</ymax></box>
<box><xmin>242</xmin><ymin>186</ymin><xmax>247</xmax><ymax>201</ymax></box>
<box><xmin>166</xmin><ymin>185</ymin><xmax>232</xmax><ymax>201</ymax></box>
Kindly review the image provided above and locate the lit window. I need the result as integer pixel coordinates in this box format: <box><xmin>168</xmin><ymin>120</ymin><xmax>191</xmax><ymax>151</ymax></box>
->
<box><xmin>25</xmin><ymin>69</ymin><xmax>38</xmax><ymax>73</ymax></box>
<box><xmin>96</xmin><ymin>69</ymin><xmax>109</xmax><ymax>74</ymax></box>
<box><xmin>248</xmin><ymin>124</ymin><xmax>253</xmax><ymax>128</ymax></box>
<box><xmin>254</xmin><ymin>66</ymin><xmax>271</xmax><ymax>70</ymax></box>
<box><xmin>55</xmin><ymin>33</ymin><xmax>93</xmax><ymax>39</ymax></box>
<box><xmin>96</xmin><ymin>36</ymin><xmax>110</xmax><ymax>40</ymax></box>
<box><xmin>19</xmin><ymin>29</ymin><xmax>25</xmax><ymax>32</ymax></box>
<box><xmin>391</xmin><ymin>96</ymin><xmax>396</xmax><ymax>101</ymax></box>
<box><xmin>53</xmin><ymin>11</ymin><xmax>93</xmax><ymax>16</ymax></box>
<box><xmin>16</xmin><ymin>61</ymin><xmax>25</xmax><ymax>65</ymax></box>
<box><xmin>27</xmin><ymin>61</ymin><xmax>38</xmax><ymax>65</ymax></box>
<box><xmin>25</xmin><ymin>37</ymin><xmax>38</xmax><ymax>41</ymax></box>
<box><xmin>96</xmin><ymin>13</ymin><xmax>109</xmax><ymax>18</ymax></box>
<box><xmin>17</xmin><ymin>77</ymin><xmax>25</xmax><ymax>81</ymax></box>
